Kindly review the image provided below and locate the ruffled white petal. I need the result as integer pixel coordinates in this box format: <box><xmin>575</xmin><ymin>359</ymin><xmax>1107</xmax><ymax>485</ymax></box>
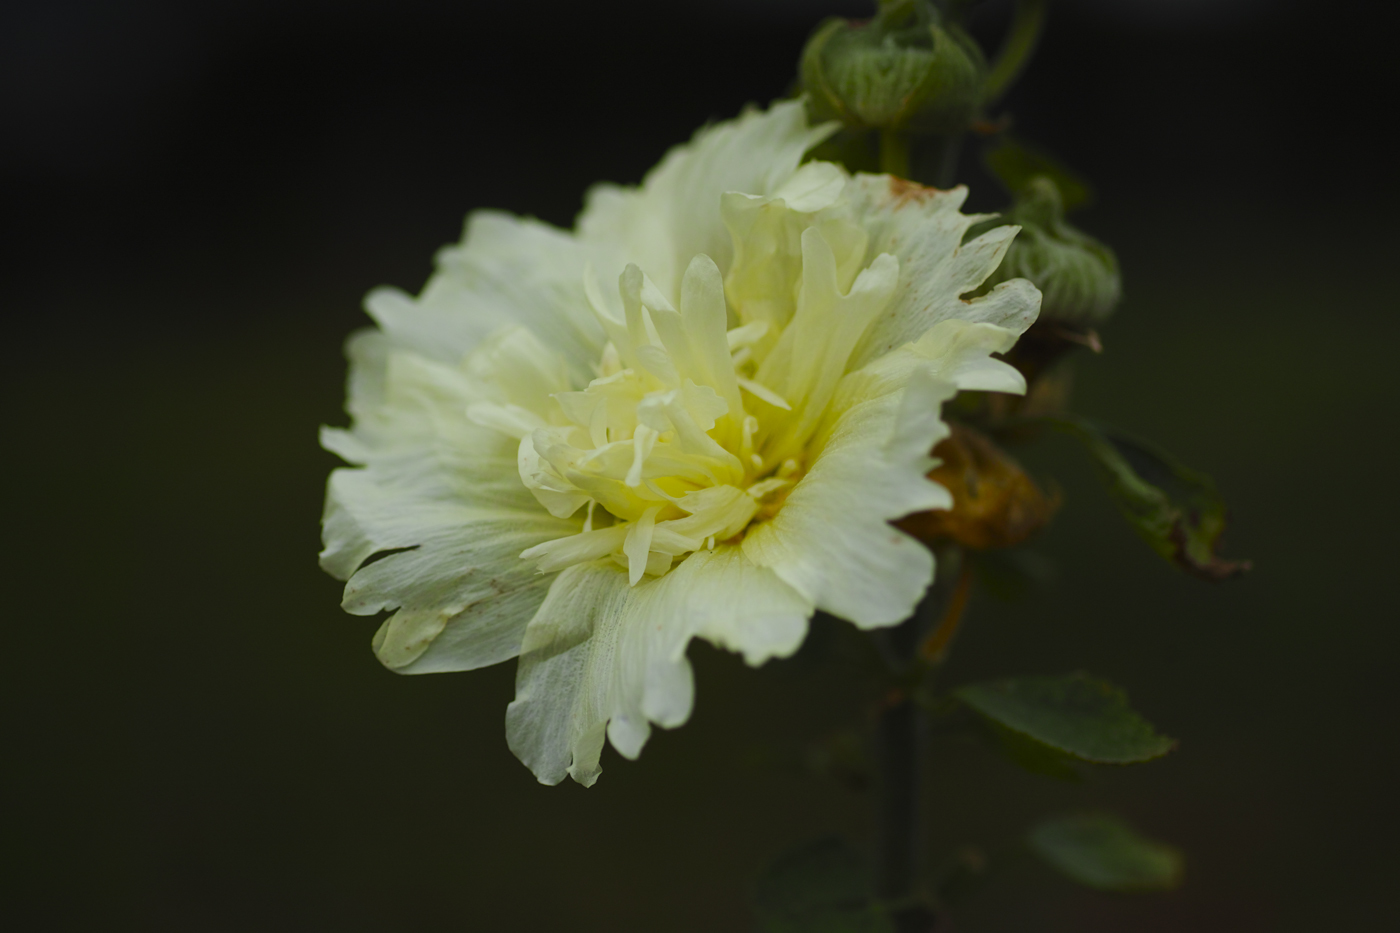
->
<box><xmin>357</xmin><ymin>506</ymin><xmax>572</xmax><ymax>674</ymax></box>
<box><xmin>845</xmin><ymin>175</ymin><xmax>1041</xmax><ymax>369</ymax></box>
<box><xmin>368</xmin><ymin>211</ymin><xmax>604</xmax><ymax>381</ymax></box>
<box><xmin>578</xmin><ymin>100</ymin><xmax>836</xmax><ymax>306</ymax></box>
<box><xmin>742</xmin><ymin>367</ymin><xmax>955</xmax><ymax>628</ymax></box>
<box><xmin>505</xmin><ymin>546</ymin><xmax>812</xmax><ymax>786</ymax></box>
<box><xmin>833</xmin><ymin>318</ymin><xmax>1029</xmax><ymax>411</ymax></box>
<box><xmin>687</xmin><ymin>546</ymin><xmax>815</xmax><ymax>666</ymax></box>
<box><xmin>323</xmin><ymin>464</ymin><xmax>573</xmax><ymax>674</ymax></box>
<box><xmin>320</xmin><ymin>348</ymin><xmax>578</xmax><ymax>673</ymax></box>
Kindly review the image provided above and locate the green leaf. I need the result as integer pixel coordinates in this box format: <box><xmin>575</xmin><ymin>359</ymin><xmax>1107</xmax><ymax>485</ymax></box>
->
<box><xmin>1046</xmin><ymin>416</ymin><xmax>1251</xmax><ymax>581</ymax></box>
<box><xmin>983</xmin><ymin>136</ymin><xmax>1093</xmax><ymax>211</ymax></box>
<box><xmin>1028</xmin><ymin>812</ymin><xmax>1183</xmax><ymax>892</ymax></box>
<box><xmin>954</xmin><ymin>672</ymin><xmax>1176</xmax><ymax>766</ymax></box>
<box><xmin>753</xmin><ymin>838</ymin><xmax>894</xmax><ymax>933</ymax></box>
<box><xmin>982</xmin><ymin>720</ymin><xmax>1084</xmax><ymax>781</ymax></box>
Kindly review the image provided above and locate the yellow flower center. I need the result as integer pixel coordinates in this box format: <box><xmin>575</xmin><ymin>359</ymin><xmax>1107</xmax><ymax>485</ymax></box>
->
<box><xmin>467</xmin><ymin>163</ymin><xmax>900</xmax><ymax>585</ymax></box>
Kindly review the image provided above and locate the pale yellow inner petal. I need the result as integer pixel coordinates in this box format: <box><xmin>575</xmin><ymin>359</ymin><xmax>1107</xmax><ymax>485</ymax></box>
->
<box><xmin>473</xmin><ymin>172</ymin><xmax>909</xmax><ymax>584</ymax></box>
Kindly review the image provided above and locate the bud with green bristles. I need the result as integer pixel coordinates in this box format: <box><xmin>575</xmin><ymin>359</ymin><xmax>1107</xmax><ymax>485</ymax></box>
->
<box><xmin>984</xmin><ymin>176</ymin><xmax>1122</xmax><ymax>327</ymax></box>
<box><xmin>800</xmin><ymin>0</ymin><xmax>986</xmax><ymax>137</ymax></box>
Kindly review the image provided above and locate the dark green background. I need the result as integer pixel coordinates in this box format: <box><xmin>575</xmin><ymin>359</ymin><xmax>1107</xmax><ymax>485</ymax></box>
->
<box><xmin>6</xmin><ymin>1</ymin><xmax>1395</xmax><ymax>929</ymax></box>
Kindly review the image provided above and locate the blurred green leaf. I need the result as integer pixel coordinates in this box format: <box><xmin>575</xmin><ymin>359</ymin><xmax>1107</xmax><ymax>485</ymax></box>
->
<box><xmin>983</xmin><ymin>136</ymin><xmax>1093</xmax><ymax>211</ymax></box>
<box><xmin>1047</xmin><ymin>416</ymin><xmax>1251</xmax><ymax>581</ymax></box>
<box><xmin>954</xmin><ymin>672</ymin><xmax>1176</xmax><ymax>766</ymax></box>
<box><xmin>1028</xmin><ymin>812</ymin><xmax>1183</xmax><ymax>892</ymax></box>
<box><xmin>753</xmin><ymin>838</ymin><xmax>894</xmax><ymax>933</ymax></box>
<box><xmin>983</xmin><ymin>719</ymin><xmax>1084</xmax><ymax>780</ymax></box>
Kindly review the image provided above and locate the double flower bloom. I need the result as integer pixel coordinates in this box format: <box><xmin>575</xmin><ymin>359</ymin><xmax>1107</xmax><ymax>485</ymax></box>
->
<box><xmin>320</xmin><ymin>101</ymin><xmax>1040</xmax><ymax>785</ymax></box>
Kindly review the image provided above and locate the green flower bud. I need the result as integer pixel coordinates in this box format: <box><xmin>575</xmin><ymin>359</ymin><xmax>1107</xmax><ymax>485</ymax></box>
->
<box><xmin>987</xmin><ymin>176</ymin><xmax>1122</xmax><ymax>327</ymax></box>
<box><xmin>801</xmin><ymin>0</ymin><xmax>986</xmax><ymax>136</ymax></box>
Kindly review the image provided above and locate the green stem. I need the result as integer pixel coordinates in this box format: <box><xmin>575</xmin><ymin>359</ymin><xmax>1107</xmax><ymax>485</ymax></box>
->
<box><xmin>919</xmin><ymin>133</ymin><xmax>965</xmax><ymax>190</ymax></box>
<box><xmin>984</xmin><ymin>0</ymin><xmax>1047</xmax><ymax>105</ymax></box>
<box><xmin>875</xmin><ymin>623</ymin><xmax>922</xmax><ymax>905</ymax></box>
<box><xmin>879</xmin><ymin>128</ymin><xmax>912</xmax><ymax>179</ymax></box>
<box><xmin>874</xmin><ymin>547</ymin><xmax>962</xmax><ymax>928</ymax></box>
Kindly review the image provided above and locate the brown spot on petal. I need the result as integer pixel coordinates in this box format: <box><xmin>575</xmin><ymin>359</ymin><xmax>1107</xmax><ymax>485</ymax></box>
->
<box><xmin>888</xmin><ymin>176</ymin><xmax>943</xmax><ymax>207</ymax></box>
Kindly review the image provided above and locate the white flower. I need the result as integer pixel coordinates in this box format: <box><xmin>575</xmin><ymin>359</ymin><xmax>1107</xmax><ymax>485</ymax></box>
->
<box><xmin>320</xmin><ymin>101</ymin><xmax>1040</xmax><ymax>785</ymax></box>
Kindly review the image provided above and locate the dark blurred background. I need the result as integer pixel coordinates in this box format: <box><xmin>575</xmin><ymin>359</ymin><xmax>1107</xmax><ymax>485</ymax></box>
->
<box><xmin>5</xmin><ymin>0</ymin><xmax>1396</xmax><ymax>929</ymax></box>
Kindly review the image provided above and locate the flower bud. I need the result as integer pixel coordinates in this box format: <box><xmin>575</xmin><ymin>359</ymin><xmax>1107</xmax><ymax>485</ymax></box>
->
<box><xmin>801</xmin><ymin>0</ymin><xmax>986</xmax><ymax>136</ymax></box>
<box><xmin>985</xmin><ymin>176</ymin><xmax>1122</xmax><ymax>327</ymax></box>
